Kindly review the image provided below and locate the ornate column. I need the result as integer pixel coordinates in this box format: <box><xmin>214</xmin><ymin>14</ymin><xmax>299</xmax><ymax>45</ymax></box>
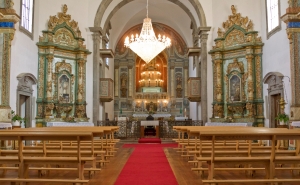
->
<box><xmin>114</xmin><ymin>66</ymin><xmax>119</xmax><ymax>97</ymax></box>
<box><xmin>184</xmin><ymin>66</ymin><xmax>188</xmax><ymax>97</ymax></box>
<box><xmin>89</xmin><ymin>27</ymin><xmax>102</xmax><ymax>125</ymax></box>
<box><xmin>46</xmin><ymin>55</ymin><xmax>54</xmax><ymax>101</ymax></box>
<box><xmin>282</xmin><ymin>5</ymin><xmax>300</xmax><ymax>121</ymax></box>
<box><xmin>246</xmin><ymin>53</ymin><xmax>254</xmax><ymax>101</ymax></box>
<box><xmin>199</xmin><ymin>27</ymin><xmax>211</xmax><ymax>123</ymax></box>
<box><xmin>215</xmin><ymin>59</ymin><xmax>223</xmax><ymax>102</ymax></box>
<box><xmin>77</xmin><ymin>59</ymin><xmax>85</xmax><ymax>103</ymax></box>
<box><xmin>128</xmin><ymin>65</ymin><xmax>133</xmax><ymax>97</ymax></box>
<box><xmin>170</xmin><ymin>64</ymin><xmax>175</xmax><ymax>98</ymax></box>
<box><xmin>0</xmin><ymin>2</ymin><xmax>19</xmax><ymax>123</ymax></box>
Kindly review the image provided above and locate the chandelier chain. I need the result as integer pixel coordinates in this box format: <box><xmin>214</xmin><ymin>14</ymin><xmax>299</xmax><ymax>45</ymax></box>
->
<box><xmin>146</xmin><ymin>0</ymin><xmax>148</xmax><ymax>18</ymax></box>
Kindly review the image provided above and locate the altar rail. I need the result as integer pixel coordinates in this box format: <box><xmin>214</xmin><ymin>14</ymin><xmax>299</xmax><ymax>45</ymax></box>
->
<box><xmin>97</xmin><ymin>120</ymin><xmax>203</xmax><ymax>139</ymax></box>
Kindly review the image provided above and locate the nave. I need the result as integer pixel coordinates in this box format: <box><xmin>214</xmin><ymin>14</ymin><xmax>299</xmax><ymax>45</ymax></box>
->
<box><xmin>2</xmin><ymin>140</ymin><xmax>300</xmax><ymax>185</ymax></box>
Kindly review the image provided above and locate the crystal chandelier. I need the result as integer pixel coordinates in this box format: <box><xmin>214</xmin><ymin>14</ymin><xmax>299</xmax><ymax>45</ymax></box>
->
<box><xmin>124</xmin><ymin>0</ymin><xmax>171</xmax><ymax>63</ymax></box>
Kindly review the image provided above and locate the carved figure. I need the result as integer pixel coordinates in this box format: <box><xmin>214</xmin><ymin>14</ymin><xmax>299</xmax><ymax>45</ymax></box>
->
<box><xmin>230</xmin><ymin>76</ymin><xmax>241</xmax><ymax>102</ymax></box>
<box><xmin>59</xmin><ymin>75</ymin><xmax>70</xmax><ymax>103</ymax></box>
<box><xmin>121</xmin><ymin>77</ymin><xmax>127</xmax><ymax>87</ymax></box>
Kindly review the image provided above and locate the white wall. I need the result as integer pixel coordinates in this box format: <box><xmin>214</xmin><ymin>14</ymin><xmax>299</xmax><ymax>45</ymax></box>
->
<box><xmin>260</xmin><ymin>0</ymin><xmax>290</xmax><ymax>127</ymax></box>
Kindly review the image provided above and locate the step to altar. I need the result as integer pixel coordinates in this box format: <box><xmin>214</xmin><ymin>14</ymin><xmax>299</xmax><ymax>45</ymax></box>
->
<box><xmin>138</xmin><ymin>138</ymin><xmax>161</xmax><ymax>144</ymax></box>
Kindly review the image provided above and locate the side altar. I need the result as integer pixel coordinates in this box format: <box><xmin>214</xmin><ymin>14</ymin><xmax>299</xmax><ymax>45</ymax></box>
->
<box><xmin>36</xmin><ymin>5</ymin><xmax>91</xmax><ymax>126</ymax></box>
<box><xmin>209</xmin><ymin>6</ymin><xmax>264</xmax><ymax>126</ymax></box>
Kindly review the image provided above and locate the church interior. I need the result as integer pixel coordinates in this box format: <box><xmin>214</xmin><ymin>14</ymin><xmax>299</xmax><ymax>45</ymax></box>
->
<box><xmin>1</xmin><ymin>0</ymin><xmax>300</xmax><ymax>184</ymax></box>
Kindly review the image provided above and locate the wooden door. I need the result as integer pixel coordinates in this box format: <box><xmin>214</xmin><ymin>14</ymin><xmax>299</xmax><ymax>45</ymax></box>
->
<box><xmin>270</xmin><ymin>94</ymin><xmax>281</xmax><ymax>128</ymax></box>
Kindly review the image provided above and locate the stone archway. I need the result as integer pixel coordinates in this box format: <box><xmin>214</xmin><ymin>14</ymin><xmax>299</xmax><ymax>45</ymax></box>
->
<box><xmin>94</xmin><ymin>0</ymin><xmax>207</xmax><ymax>32</ymax></box>
<box><xmin>91</xmin><ymin>0</ymin><xmax>210</xmax><ymax>123</ymax></box>
<box><xmin>263</xmin><ymin>72</ymin><xmax>284</xmax><ymax>128</ymax></box>
<box><xmin>16</xmin><ymin>73</ymin><xmax>38</xmax><ymax>128</ymax></box>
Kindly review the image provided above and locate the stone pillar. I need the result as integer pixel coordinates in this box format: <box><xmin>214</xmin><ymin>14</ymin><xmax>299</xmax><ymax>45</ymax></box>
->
<box><xmin>199</xmin><ymin>27</ymin><xmax>211</xmax><ymax>123</ymax></box>
<box><xmin>282</xmin><ymin>7</ymin><xmax>300</xmax><ymax>121</ymax></box>
<box><xmin>114</xmin><ymin>67</ymin><xmax>119</xmax><ymax>97</ymax></box>
<box><xmin>0</xmin><ymin>4</ymin><xmax>19</xmax><ymax>123</ymax></box>
<box><xmin>128</xmin><ymin>65</ymin><xmax>133</xmax><ymax>97</ymax></box>
<box><xmin>89</xmin><ymin>27</ymin><xmax>102</xmax><ymax>125</ymax></box>
<box><xmin>246</xmin><ymin>54</ymin><xmax>254</xmax><ymax>101</ymax></box>
<box><xmin>184</xmin><ymin>66</ymin><xmax>188</xmax><ymax>97</ymax></box>
<box><xmin>170</xmin><ymin>65</ymin><xmax>175</xmax><ymax>98</ymax></box>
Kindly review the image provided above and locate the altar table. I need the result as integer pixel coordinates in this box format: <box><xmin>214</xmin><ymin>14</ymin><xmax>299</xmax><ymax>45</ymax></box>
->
<box><xmin>140</xmin><ymin>121</ymin><xmax>159</xmax><ymax>138</ymax></box>
<box><xmin>46</xmin><ymin>122</ymin><xmax>94</xmax><ymax>127</ymax></box>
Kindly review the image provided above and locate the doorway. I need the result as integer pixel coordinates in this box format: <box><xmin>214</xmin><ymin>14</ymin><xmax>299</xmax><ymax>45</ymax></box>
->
<box><xmin>16</xmin><ymin>73</ymin><xmax>37</xmax><ymax>128</ymax></box>
<box><xmin>270</xmin><ymin>94</ymin><xmax>281</xmax><ymax>128</ymax></box>
<box><xmin>18</xmin><ymin>95</ymin><xmax>31</xmax><ymax>128</ymax></box>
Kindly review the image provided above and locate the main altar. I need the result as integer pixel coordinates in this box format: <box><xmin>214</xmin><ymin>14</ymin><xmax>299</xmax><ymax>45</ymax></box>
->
<box><xmin>113</xmin><ymin>23</ymin><xmax>194</xmax><ymax>119</ymax></box>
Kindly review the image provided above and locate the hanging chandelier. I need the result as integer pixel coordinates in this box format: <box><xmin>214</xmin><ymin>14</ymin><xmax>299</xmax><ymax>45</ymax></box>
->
<box><xmin>124</xmin><ymin>0</ymin><xmax>171</xmax><ymax>63</ymax></box>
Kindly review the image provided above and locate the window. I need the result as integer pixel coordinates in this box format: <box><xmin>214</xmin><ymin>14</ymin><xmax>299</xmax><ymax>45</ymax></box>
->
<box><xmin>20</xmin><ymin>0</ymin><xmax>34</xmax><ymax>38</ymax></box>
<box><xmin>266</xmin><ymin>0</ymin><xmax>280</xmax><ymax>38</ymax></box>
<box><xmin>105</xmin><ymin>42</ymin><xmax>109</xmax><ymax>67</ymax></box>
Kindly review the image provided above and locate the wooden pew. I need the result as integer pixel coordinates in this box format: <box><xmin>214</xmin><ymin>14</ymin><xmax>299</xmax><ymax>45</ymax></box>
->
<box><xmin>197</xmin><ymin>128</ymin><xmax>300</xmax><ymax>184</ymax></box>
<box><xmin>13</xmin><ymin>127</ymin><xmax>119</xmax><ymax>166</ymax></box>
<box><xmin>0</xmin><ymin>131</ymin><xmax>93</xmax><ymax>184</ymax></box>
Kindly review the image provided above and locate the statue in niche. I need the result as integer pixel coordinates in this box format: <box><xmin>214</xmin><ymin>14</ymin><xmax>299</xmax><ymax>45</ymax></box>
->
<box><xmin>121</xmin><ymin>76</ymin><xmax>127</xmax><ymax>88</ymax></box>
<box><xmin>176</xmin><ymin>75</ymin><xmax>182</xmax><ymax>89</ymax></box>
<box><xmin>230</xmin><ymin>75</ymin><xmax>241</xmax><ymax>102</ymax></box>
<box><xmin>58</xmin><ymin>75</ymin><xmax>70</xmax><ymax>103</ymax></box>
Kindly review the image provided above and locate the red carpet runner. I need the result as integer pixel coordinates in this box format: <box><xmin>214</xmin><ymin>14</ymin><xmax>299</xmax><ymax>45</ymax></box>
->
<box><xmin>114</xmin><ymin>144</ymin><xmax>178</xmax><ymax>185</ymax></box>
<box><xmin>138</xmin><ymin>138</ymin><xmax>161</xmax><ymax>143</ymax></box>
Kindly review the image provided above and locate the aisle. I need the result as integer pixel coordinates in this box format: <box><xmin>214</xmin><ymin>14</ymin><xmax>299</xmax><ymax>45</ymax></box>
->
<box><xmin>114</xmin><ymin>144</ymin><xmax>178</xmax><ymax>185</ymax></box>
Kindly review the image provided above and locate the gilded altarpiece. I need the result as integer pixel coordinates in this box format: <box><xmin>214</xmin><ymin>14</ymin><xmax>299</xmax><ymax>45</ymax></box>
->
<box><xmin>209</xmin><ymin>6</ymin><xmax>264</xmax><ymax>126</ymax></box>
<box><xmin>36</xmin><ymin>5</ymin><xmax>91</xmax><ymax>126</ymax></box>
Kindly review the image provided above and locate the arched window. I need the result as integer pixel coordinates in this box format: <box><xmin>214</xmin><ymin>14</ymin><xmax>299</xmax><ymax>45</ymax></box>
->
<box><xmin>20</xmin><ymin>0</ymin><xmax>34</xmax><ymax>39</ymax></box>
<box><xmin>266</xmin><ymin>0</ymin><xmax>281</xmax><ymax>38</ymax></box>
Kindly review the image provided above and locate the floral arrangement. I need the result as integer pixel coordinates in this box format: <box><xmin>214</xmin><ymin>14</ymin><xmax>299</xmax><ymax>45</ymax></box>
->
<box><xmin>275</xmin><ymin>113</ymin><xmax>289</xmax><ymax>123</ymax></box>
<box><xmin>11</xmin><ymin>110</ymin><xmax>23</xmax><ymax>122</ymax></box>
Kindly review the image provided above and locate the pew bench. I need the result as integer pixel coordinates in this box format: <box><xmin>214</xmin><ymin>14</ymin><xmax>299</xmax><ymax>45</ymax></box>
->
<box><xmin>0</xmin><ymin>131</ymin><xmax>94</xmax><ymax>184</ymax></box>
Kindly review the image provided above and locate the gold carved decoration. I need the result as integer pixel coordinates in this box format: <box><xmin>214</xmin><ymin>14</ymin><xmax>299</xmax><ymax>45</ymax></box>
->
<box><xmin>225</xmin><ymin>29</ymin><xmax>245</xmax><ymax>47</ymax></box>
<box><xmin>255</xmin><ymin>56</ymin><xmax>262</xmax><ymax>99</ymax></box>
<box><xmin>55</xmin><ymin>60</ymin><xmax>72</xmax><ymax>73</ymax></box>
<box><xmin>76</xmin><ymin>104</ymin><xmax>85</xmax><ymax>118</ymax></box>
<box><xmin>48</xmin><ymin>4</ymin><xmax>80</xmax><ymax>36</ymax></box>
<box><xmin>53</xmin><ymin>28</ymin><xmax>77</xmax><ymax>47</ymax></box>
<box><xmin>227</xmin><ymin>58</ymin><xmax>244</xmax><ymax>74</ymax></box>
<box><xmin>214</xmin><ymin>104</ymin><xmax>224</xmax><ymax>118</ymax></box>
<box><xmin>38</xmin><ymin>56</ymin><xmax>45</xmax><ymax>98</ymax></box>
<box><xmin>45</xmin><ymin>103</ymin><xmax>55</xmax><ymax>117</ymax></box>
<box><xmin>246</xmin><ymin>102</ymin><xmax>253</xmax><ymax>117</ymax></box>
<box><xmin>222</xmin><ymin>5</ymin><xmax>253</xmax><ymax>33</ymax></box>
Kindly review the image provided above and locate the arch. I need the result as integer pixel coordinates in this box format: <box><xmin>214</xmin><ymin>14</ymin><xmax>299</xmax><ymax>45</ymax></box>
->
<box><xmin>263</xmin><ymin>72</ymin><xmax>284</xmax><ymax>128</ymax></box>
<box><xmin>263</xmin><ymin>72</ymin><xmax>284</xmax><ymax>84</ymax></box>
<box><xmin>17</xmin><ymin>73</ymin><xmax>38</xmax><ymax>92</ymax></box>
<box><xmin>94</xmin><ymin>0</ymin><xmax>207</xmax><ymax>33</ymax></box>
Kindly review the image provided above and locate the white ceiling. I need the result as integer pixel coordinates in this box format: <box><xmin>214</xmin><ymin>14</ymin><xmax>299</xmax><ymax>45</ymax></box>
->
<box><xmin>108</xmin><ymin>0</ymin><xmax>196</xmax><ymax>50</ymax></box>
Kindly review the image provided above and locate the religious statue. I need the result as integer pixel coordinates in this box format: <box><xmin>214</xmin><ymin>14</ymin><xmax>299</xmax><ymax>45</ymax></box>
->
<box><xmin>230</xmin><ymin>75</ymin><xmax>241</xmax><ymax>102</ymax></box>
<box><xmin>121</xmin><ymin>77</ymin><xmax>127</xmax><ymax>87</ymax></box>
<box><xmin>58</xmin><ymin>75</ymin><xmax>70</xmax><ymax>103</ymax></box>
